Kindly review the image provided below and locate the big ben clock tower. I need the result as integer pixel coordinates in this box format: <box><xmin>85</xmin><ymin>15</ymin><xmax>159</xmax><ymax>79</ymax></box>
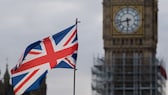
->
<box><xmin>103</xmin><ymin>0</ymin><xmax>157</xmax><ymax>58</ymax></box>
<box><xmin>92</xmin><ymin>0</ymin><xmax>165</xmax><ymax>95</ymax></box>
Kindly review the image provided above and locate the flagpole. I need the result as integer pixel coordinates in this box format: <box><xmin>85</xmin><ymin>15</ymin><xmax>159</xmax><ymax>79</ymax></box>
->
<box><xmin>73</xmin><ymin>66</ymin><xmax>76</xmax><ymax>95</ymax></box>
<box><xmin>73</xmin><ymin>18</ymin><xmax>79</xmax><ymax>95</ymax></box>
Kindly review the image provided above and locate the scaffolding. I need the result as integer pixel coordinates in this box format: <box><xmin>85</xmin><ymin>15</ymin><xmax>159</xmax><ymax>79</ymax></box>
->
<box><xmin>91</xmin><ymin>54</ymin><xmax>166</xmax><ymax>95</ymax></box>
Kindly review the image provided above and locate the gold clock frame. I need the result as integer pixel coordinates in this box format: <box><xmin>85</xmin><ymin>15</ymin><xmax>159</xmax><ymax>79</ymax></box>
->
<box><xmin>112</xmin><ymin>6</ymin><xmax>144</xmax><ymax>37</ymax></box>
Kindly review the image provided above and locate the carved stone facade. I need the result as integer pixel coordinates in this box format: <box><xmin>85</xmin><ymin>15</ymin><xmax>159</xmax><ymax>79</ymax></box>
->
<box><xmin>102</xmin><ymin>0</ymin><xmax>158</xmax><ymax>69</ymax></box>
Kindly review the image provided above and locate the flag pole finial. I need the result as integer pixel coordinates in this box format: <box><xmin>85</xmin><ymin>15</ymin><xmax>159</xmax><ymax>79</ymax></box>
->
<box><xmin>75</xmin><ymin>18</ymin><xmax>80</xmax><ymax>25</ymax></box>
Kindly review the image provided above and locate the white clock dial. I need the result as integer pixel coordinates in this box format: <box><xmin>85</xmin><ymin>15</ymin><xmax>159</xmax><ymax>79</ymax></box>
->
<box><xmin>114</xmin><ymin>7</ymin><xmax>141</xmax><ymax>33</ymax></box>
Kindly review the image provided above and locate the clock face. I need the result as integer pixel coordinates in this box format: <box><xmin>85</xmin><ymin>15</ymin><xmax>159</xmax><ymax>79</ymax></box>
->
<box><xmin>114</xmin><ymin>7</ymin><xmax>141</xmax><ymax>33</ymax></box>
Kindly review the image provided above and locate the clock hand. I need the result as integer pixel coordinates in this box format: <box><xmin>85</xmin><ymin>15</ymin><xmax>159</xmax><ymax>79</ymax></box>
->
<box><xmin>120</xmin><ymin>19</ymin><xmax>127</xmax><ymax>23</ymax></box>
<box><xmin>120</xmin><ymin>18</ymin><xmax>131</xmax><ymax>23</ymax></box>
<box><xmin>126</xmin><ymin>18</ymin><xmax>131</xmax><ymax>27</ymax></box>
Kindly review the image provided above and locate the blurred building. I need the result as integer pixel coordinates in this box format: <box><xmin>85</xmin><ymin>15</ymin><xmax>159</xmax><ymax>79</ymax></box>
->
<box><xmin>0</xmin><ymin>64</ymin><xmax>47</xmax><ymax>95</ymax></box>
<box><xmin>92</xmin><ymin>0</ymin><xmax>166</xmax><ymax>95</ymax></box>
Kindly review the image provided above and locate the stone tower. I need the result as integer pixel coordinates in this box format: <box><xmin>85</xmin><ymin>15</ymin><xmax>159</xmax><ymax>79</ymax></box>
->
<box><xmin>92</xmin><ymin>0</ymin><xmax>165</xmax><ymax>95</ymax></box>
<box><xmin>103</xmin><ymin>0</ymin><xmax>158</xmax><ymax>56</ymax></box>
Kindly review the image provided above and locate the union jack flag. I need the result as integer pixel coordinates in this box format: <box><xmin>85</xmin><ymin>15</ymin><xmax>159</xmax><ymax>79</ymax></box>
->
<box><xmin>11</xmin><ymin>24</ymin><xmax>78</xmax><ymax>95</ymax></box>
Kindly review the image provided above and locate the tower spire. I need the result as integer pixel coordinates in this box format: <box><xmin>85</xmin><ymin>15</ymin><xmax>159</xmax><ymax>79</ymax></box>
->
<box><xmin>0</xmin><ymin>69</ymin><xmax>1</xmax><ymax>80</ymax></box>
<box><xmin>4</xmin><ymin>58</ymin><xmax>10</xmax><ymax>86</ymax></box>
<box><xmin>5</xmin><ymin>58</ymin><xmax>9</xmax><ymax>73</ymax></box>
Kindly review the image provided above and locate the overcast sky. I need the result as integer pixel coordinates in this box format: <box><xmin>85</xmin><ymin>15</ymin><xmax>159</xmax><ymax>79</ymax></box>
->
<box><xmin>0</xmin><ymin>0</ymin><xmax>167</xmax><ymax>95</ymax></box>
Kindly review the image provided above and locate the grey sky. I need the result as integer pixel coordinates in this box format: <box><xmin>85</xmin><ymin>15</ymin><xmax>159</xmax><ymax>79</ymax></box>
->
<box><xmin>0</xmin><ymin>0</ymin><xmax>167</xmax><ymax>95</ymax></box>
